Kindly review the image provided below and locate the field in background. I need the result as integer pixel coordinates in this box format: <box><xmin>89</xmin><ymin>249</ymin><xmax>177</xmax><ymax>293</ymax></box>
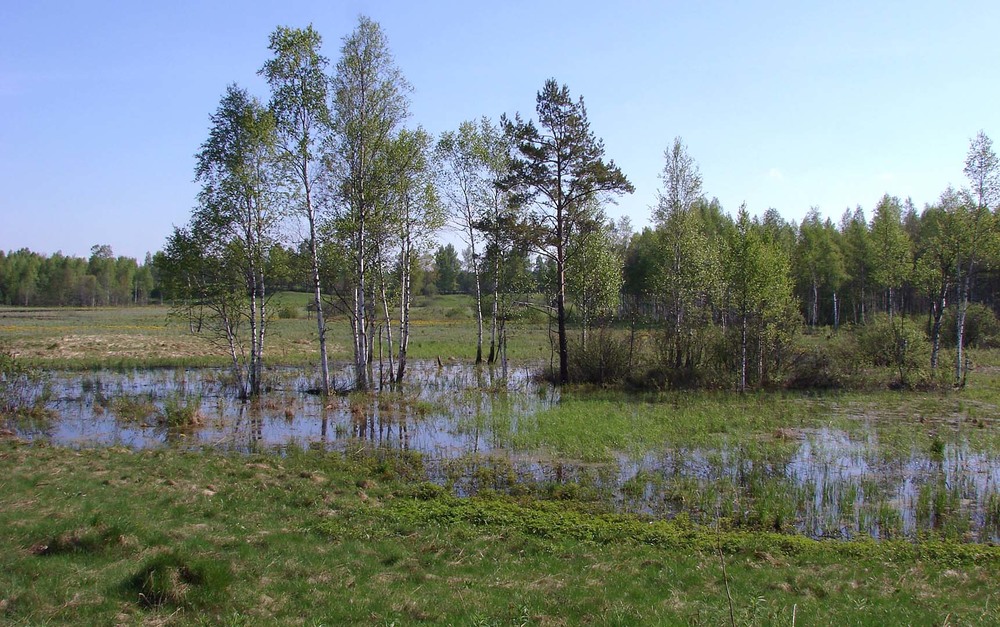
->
<box><xmin>0</xmin><ymin>293</ymin><xmax>552</xmax><ymax>368</ymax></box>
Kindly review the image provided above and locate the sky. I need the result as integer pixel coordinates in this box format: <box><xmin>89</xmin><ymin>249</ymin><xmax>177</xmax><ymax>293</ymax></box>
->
<box><xmin>2</xmin><ymin>1</ymin><xmax>999</xmax><ymax>261</ymax></box>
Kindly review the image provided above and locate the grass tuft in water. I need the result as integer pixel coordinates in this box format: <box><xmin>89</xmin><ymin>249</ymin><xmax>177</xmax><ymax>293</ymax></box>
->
<box><xmin>109</xmin><ymin>394</ymin><xmax>158</xmax><ymax>423</ymax></box>
<box><xmin>159</xmin><ymin>393</ymin><xmax>202</xmax><ymax>428</ymax></box>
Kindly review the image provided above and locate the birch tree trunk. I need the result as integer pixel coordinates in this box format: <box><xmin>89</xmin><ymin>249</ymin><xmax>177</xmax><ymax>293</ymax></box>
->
<box><xmin>929</xmin><ymin>285</ymin><xmax>946</xmax><ymax>371</ymax></box>
<box><xmin>956</xmin><ymin>274</ymin><xmax>970</xmax><ymax>386</ymax></box>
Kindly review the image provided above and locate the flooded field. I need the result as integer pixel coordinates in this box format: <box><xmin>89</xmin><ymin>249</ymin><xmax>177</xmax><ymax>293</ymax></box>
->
<box><xmin>7</xmin><ymin>362</ymin><xmax>999</xmax><ymax>542</ymax></box>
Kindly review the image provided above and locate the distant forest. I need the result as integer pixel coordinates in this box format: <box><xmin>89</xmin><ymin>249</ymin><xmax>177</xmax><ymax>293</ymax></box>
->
<box><xmin>3</xmin><ymin>185</ymin><xmax>998</xmax><ymax>327</ymax></box>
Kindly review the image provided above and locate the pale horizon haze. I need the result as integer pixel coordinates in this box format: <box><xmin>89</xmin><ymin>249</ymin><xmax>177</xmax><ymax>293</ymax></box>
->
<box><xmin>2</xmin><ymin>1</ymin><xmax>998</xmax><ymax>260</ymax></box>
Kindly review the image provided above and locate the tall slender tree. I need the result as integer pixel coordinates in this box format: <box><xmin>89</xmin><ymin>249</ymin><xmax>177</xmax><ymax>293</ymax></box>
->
<box><xmin>653</xmin><ymin>137</ymin><xmax>703</xmax><ymax>224</ymax></box>
<box><xmin>795</xmin><ymin>209</ymin><xmax>846</xmax><ymax>328</ymax></box>
<box><xmin>435</xmin><ymin>118</ymin><xmax>510</xmax><ymax>364</ymax></box>
<box><xmin>869</xmin><ymin>194</ymin><xmax>912</xmax><ymax>318</ymax></box>
<box><xmin>956</xmin><ymin>131</ymin><xmax>999</xmax><ymax>385</ymax></box>
<box><xmin>565</xmin><ymin>209</ymin><xmax>623</xmax><ymax>350</ymax></box>
<box><xmin>914</xmin><ymin>188</ymin><xmax>962</xmax><ymax>370</ymax></box>
<box><xmin>329</xmin><ymin>16</ymin><xmax>411</xmax><ymax>390</ymax></box>
<box><xmin>436</xmin><ymin>121</ymin><xmax>489</xmax><ymax>363</ymax></box>
<box><xmin>652</xmin><ymin>139</ymin><xmax>720</xmax><ymax>371</ymax></box>
<box><xmin>501</xmin><ymin>79</ymin><xmax>634</xmax><ymax>384</ymax></box>
<box><xmin>387</xmin><ymin>127</ymin><xmax>443</xmax><ymax>382</ymax></box>
<box><xmin>168</xmin><ymin>85</ymin><xmax>279</xmax><ymax>398</ymax></box>
<box><xmin>840</xmin><ymin>207</ymin><xmax>873</xmax><ymax>324</ymax></box>
<box><xmin>724</xmin><ymin>205</ymin><xmax>796</xmax><ymax>391</ymax></box>
<box><xmin>261</xmin><ymin>25</ymin><xmax>333</xmax><ymax>395</ymax></box>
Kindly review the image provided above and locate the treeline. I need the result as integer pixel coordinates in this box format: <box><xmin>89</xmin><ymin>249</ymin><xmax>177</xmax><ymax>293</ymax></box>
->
<box><xmin>578</xmin><ymin>135</ymin><xmax>999</xmax><ymax>389</ymax></box>
<box><xmin>0</xmin><ymin>245</ymin><xmax>157</xmax><ymax>307</ymax></box>
<box><xmin>420</xmin><ymin>133</ymin><xmax>1000</xmax><ymax>390</ymax></box>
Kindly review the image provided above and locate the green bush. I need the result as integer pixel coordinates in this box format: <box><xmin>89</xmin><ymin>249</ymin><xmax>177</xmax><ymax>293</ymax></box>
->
<box><xmin>649</xmin><ymin>324</ymin><xmax>728</xmax><ymax>389</ymax></box>
<box><xmin>941</xmin><ymin>303</ymin><xmax>1000</xmax><ymax>349</ymax></box>
<box><xmin>159</xmin><ymin>394</ymin><xmax>202</xmax><ymax>428</ymax></box>
<box><xmin>856</xmin><ymin>314</ymin><xmax>930</xmax><ymax>386</ymax></box>
<box><xmin>785</xmin><ymin>333</ymin><xmax>861</xmax><ymax>389</ymax></box>
<box><xmin>276</xmin><ymin>304</ymin><xmax>300</xmax><ymax>319</ymax></box>
<box><xmin>566</xmin><ymin>329</ymin><xmax>632</xmax><ymax>385</ymax></box>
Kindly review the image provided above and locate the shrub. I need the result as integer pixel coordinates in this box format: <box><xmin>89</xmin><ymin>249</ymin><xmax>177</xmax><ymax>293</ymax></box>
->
<box><xmin>941</xmin><ymin>303</ymin><xmax>1000</xmax><ymax>349</ymax></box>
<box><xmin>856</xmin><ymin>314</ymin><xmax>930</xmax><ymax>387</ymax></box>
<box><xmin>276</xmin><ymin>304</ymin><xmax>300</xmax><ymax>319</ymax></box>
<box><xmin>785</xmin><ymin>333</ymin><xmax>861</xmax><ymax>390</ymax></box>
<box><xmin>649</xmin><ymin>324</ymin><xmax>728</xmax><ymax>389</ymax></box>
<box><xmin>159</xmin><ymin>394</ymin><xmax>203</xmax><ymax>428</ymax></box>
<box><xmin>566</xmin><ymin>328</ymin><xmax>631</xmax><ymax>385</ymax></box>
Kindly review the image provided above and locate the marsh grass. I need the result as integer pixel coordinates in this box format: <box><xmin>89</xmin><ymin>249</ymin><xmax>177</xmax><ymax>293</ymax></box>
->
<box><xmin>109</xmin><ymin>393</ymin><xmax>159</xmax><ymax>423</ymax></box>
<box><xmin>508</xmin><ymin>390</ymin><xmax>813</xmax><ymax>460</ymax></box>
<box><xmin>6</xmin><ymin>300</ymin><xmax>1000</xmax><ymax>620</ymax></box>
<box><xmin>121</xmin><ymin>550</ymin><xmax>232</xmax><ymax>609</ymax></box>
<box><xmin>10</xmin><ymin>360</ymin><xmax>999</xmax><ymax>542</ymax></box>
<box><xmin>159</xmin><ymin>393</ymin><xmax>203</xmax><ymax>428</ymax></box>
<box><xmin>3</xmin><ymin>441</ymin><xmax>999</xmax><ymax>625</ymax></box>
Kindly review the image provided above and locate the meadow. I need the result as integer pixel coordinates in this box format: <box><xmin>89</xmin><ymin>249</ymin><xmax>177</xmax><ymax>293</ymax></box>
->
<box><xmin>2</xmin><ymin>296</ymin><xmax>1000</xmax><ymax>624</ymax></box>
<box><xmin>0</xmin><ymin>294</ymin><xmax>551</xmax><ymax>369</ymax></box>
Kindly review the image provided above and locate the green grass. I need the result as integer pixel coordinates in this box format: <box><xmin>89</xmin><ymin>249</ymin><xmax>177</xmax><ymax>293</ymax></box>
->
<box><xmin>505</xmin><ymin>391</ymin><xmax>813</xmax><ymax>460</ymax></box>
<box><xmin>481</xmin><ymin>385</ymin><xmax>999</xmax><ymax>462</ymax></box>
<box><xmin>2</xmin><ymin>440</ymin><xmax>999</xmax><ymax>625</ymax></box>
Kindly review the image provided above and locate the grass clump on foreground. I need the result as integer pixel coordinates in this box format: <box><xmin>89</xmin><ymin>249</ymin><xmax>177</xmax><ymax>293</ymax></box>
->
<box><xmin>2</xmin><ymin>441</ymin><xmax>999</xmax><ymax>625</ymax></box>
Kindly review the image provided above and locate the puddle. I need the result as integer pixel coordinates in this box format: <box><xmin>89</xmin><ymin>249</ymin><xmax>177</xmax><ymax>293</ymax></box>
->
<box><xmin>6</xmin><ymin>363</ymin><xmax>999</xmax><ymax>542</ymax></box>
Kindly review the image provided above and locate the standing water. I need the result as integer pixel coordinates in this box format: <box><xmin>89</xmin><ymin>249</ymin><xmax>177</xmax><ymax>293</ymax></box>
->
<box><xmin>6</xmin><ymin>362</ymin><xmax>999</xmax><ymax>542</ymax></box>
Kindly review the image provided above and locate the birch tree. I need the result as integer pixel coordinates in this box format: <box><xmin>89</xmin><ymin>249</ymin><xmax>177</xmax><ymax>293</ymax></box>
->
<box><xmin>166</xmin><ymin>85</ymin><xmax>279</xmax><ymax>398</ymax></box>
<box><xmin>869</xmin><ymin>194</ymin><xmax>912</xmax><ymax>318</ymax></box>
<box><xmin>435</xmin><ymin>118</ymin><xmax>509</xmax><ymax>364</ymax></box>
<box><xmin>329</xmin><ymin>16</ymin><xmax>410</xmax><ymax>390</ymax></box>
<box><xmin>566</xmin><ymin>212</ymin><xmax>623</xmax><ymax>350</ymax></box>
<box><xmin>652</xmin><ymin>139</ymin><xmax>720</xmax><ymax>371</ymax></box>
<box><xmin>387</xmin><ymin>127</ymin><xmax>443</xmax><ymax>382</ymax></box>
<box><xmin>913</xmin><ymin>187</ymin><xmax>964</xmax><ymax>370</ymax></box>
<box><xmin>724</xmin><ymin>205</ymin><xmax>796</xmax><ymax>391</ymax></box>
<box><xmin>956</xmin><ymin>131</ymin><xmax>999</xmax><ymax>385</ymax></box>
<box><xmin>795</xmin><ymin>209</ymin><xmax>847</xmax><ymax>328</ymax></box>
<box><xmin>840</xmin><ymin>207</ymin><xmax>873</xmax><ymax>324</ymax></box>
<box><xmin>261</xmin><ymin>24</ymin><xmax>334</xmax><ymax>395</ymax></box>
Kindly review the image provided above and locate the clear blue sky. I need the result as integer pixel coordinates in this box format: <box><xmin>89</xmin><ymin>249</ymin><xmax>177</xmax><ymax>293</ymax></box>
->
<box><xmin>2</xmin><ymin>1</ymin><xmax>998</xmax><ymax>260</ymax></box>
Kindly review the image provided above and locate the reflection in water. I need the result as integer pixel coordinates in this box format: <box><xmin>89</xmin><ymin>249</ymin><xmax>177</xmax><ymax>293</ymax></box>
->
<box><xmin>8</xmin><ymin>362</ymin><xmax>1000</xmax><ymax>541</ymax></box>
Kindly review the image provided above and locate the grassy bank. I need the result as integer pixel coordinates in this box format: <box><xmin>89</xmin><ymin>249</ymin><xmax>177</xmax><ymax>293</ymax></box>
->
<box><xmin>2</xmin><ymin>440</ymin><xmax>998</xmax><ymax>625</ymax></box>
